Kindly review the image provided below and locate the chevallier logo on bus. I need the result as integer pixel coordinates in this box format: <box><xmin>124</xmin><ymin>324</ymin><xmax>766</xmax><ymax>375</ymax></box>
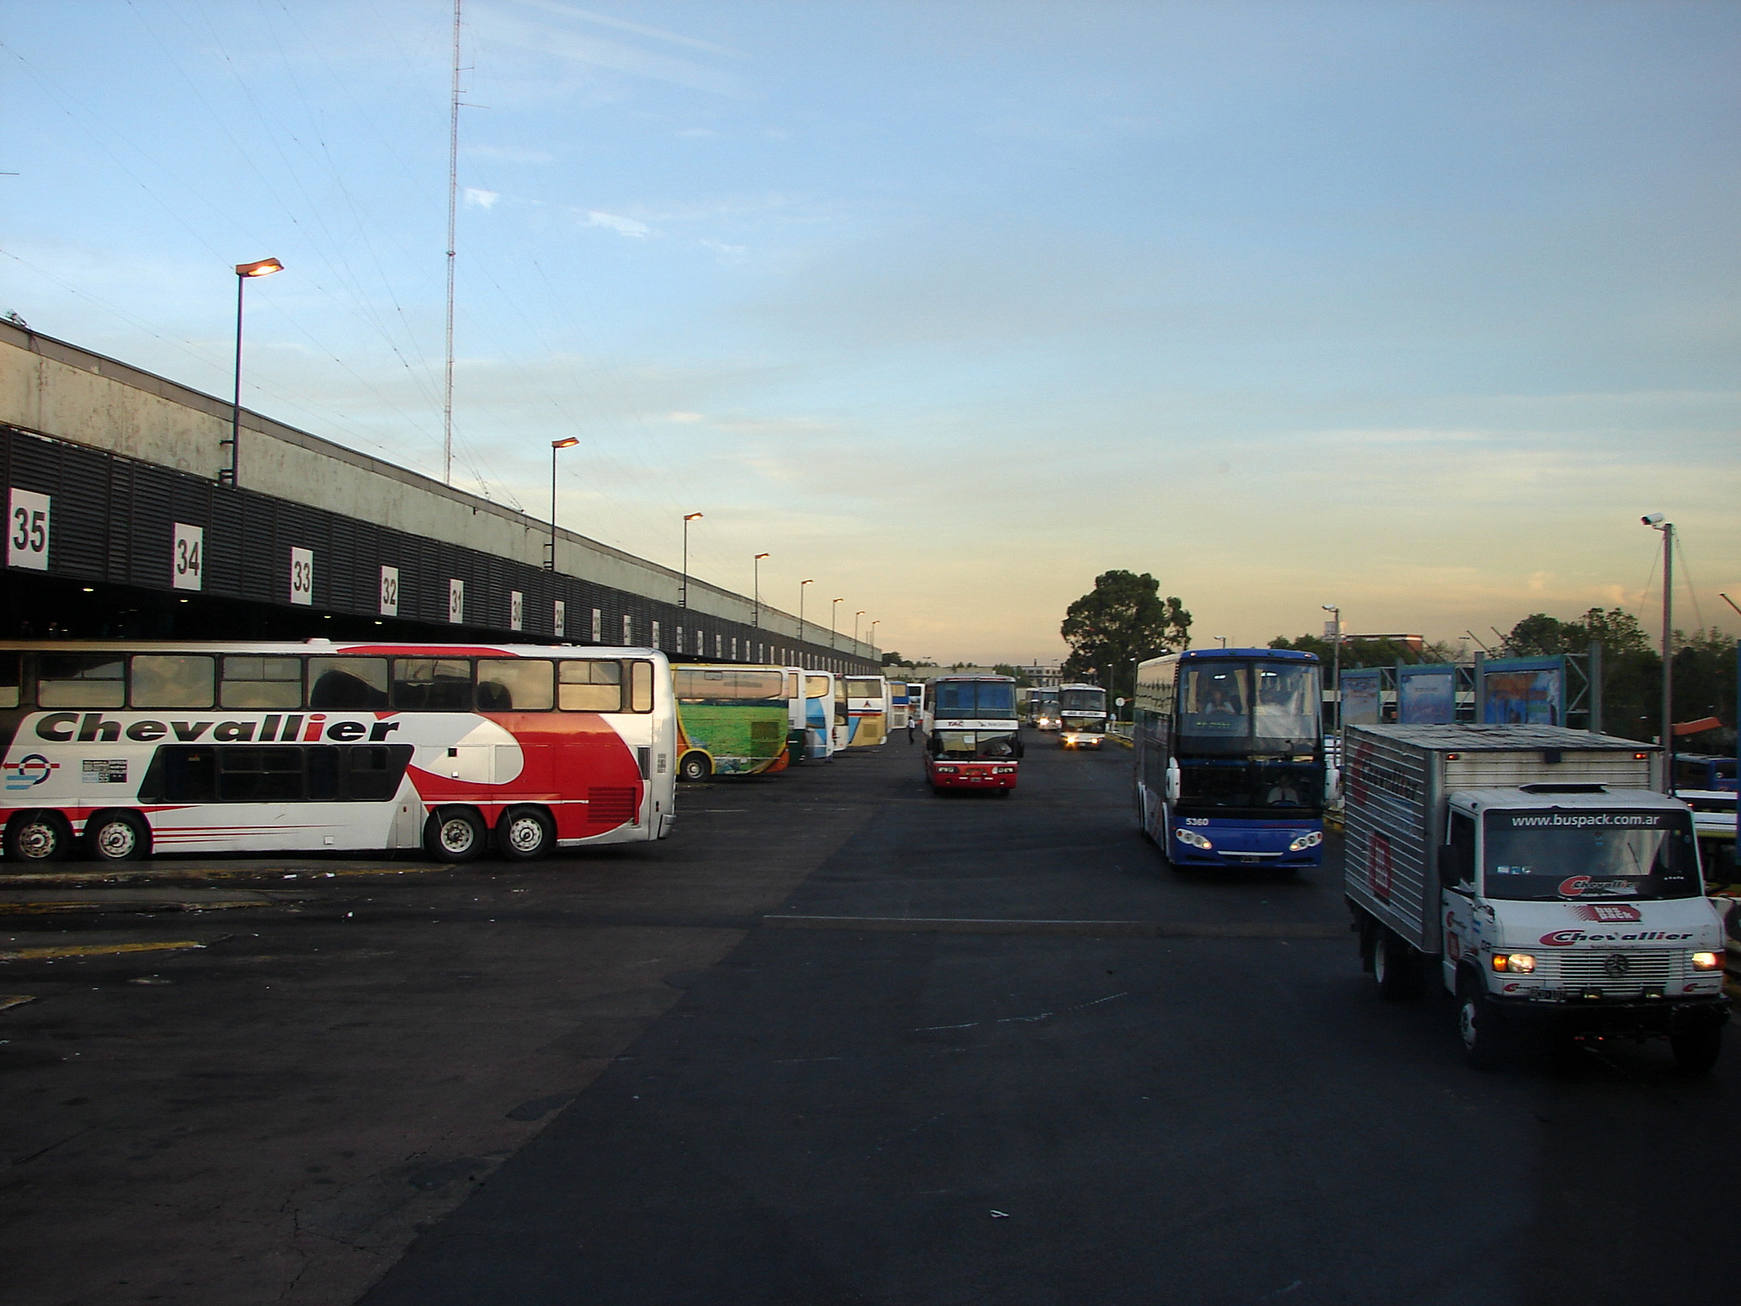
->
<box><xmin>31</xmin><ymin>712</ymin><xmax>405</xmax><ymax>744</ymax></box>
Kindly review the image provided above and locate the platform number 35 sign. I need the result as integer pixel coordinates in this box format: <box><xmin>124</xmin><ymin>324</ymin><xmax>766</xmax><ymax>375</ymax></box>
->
<box><xmin>9</xmin><ymin>488</ymin><xmax>51</xmax><ymax>571</ymax></box>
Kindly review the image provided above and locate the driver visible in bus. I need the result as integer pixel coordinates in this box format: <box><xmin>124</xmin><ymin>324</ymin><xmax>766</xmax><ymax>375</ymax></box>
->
<box><xmin>1203</xmin><ymin>683</ymin><xmax>1240</xmax><ymax>715</ymax></box>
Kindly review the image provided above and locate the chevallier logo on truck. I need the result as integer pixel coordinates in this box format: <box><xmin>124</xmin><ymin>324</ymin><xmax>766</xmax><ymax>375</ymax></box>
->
<box><xmin>1539</xmin><ymin>928</ymin><xmax>1694</xmax><ymax>946</ymax></box>
<box><xmin>31</xmin><ymin>712</ymin><xmax>404</xmax><ymax>744</ymax></box>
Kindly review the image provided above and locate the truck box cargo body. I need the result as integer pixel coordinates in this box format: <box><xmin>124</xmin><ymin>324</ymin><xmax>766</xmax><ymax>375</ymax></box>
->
<box><xmin>1344</xmin><ymin>724</ymin><xmax>1660</xmax><ymax>953</ymax></box>
<box><xmin>1342</xmin><ymin>723</ymin><xmax>1728</xmax><ymax>1071</ymax></box>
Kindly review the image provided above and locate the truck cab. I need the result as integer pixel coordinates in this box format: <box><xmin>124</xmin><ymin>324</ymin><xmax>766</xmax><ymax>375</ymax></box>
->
<box><xmin>1440</xmin><ymin>783</ymin><xmax>1726</xmax><ymax>1068</ymax></box>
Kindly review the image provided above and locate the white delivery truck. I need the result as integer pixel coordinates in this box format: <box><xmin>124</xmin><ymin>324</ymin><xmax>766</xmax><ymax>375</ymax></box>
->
<box><xmin>1343</xmin><ymin>723</ymin><xmax>1729</xmax><ymax>1071</ymax></box>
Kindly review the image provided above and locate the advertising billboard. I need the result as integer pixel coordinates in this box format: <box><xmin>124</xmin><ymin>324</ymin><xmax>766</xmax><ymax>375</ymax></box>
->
<box><xmin>1397</xmin><ymin>664</ymin><xmax>1456</xmax><ymax>724</ymax></box>
<box><xmin>1481</xmin><ymin>656</ymin><xmax>1566</xmax><ymax>726</ymax></box>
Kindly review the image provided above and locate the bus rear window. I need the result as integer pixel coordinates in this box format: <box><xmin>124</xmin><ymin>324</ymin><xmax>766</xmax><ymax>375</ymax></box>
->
<box><xmin>131</xmin><ymin>654</ymin><xmax>215</xmax><ymax>709</ymax></box>
<box><xmin>38</xmin><ymin>653</ymin><xmax>125</xmax><ymax>707</ymax></box>
<box><xmin>560</xmin><ymin>659</ymin><xmax>624</xmax><ymax>712</ymax></box>
<box><xmin>477</xmin><ymin>659</ymin><xmax>553</xmax><ymax>712</ymax></box>
<box><xmin>392</xmin><ymin>659</ymin><xmax>471</xmax><ymax>711</ymax></box>
<box><xmin>222</xmin><ymin>656</ymin><xmax>303</xmax><ymax>710</ymax></box>
<box><xmin>308</xmin><ymin>658</ymin><xmax>389</xmax><ymax>709</ymax></box>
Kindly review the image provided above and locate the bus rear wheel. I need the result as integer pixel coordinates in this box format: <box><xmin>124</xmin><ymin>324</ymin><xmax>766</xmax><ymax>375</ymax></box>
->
<box><xmin>88</xmin><ymin>811</ymin><xmax>150</xmax><ymax>862</ymax></box>
<box><xmin>5</xmin><ymin>811</ymin><xmax>71</xmax><ymax>863</ymax></box>
<box><xmin>424</xmin><ymin>807</ymin><xmax>486</xmax><ymax>862</ymax></box>
<box><xmin>496</xmin><ymin>806</ymin><xmax>554</xmax><ymax>861</ymax></box>
<box><xmin>678</xmin><ymin>752</ymin><xmax>711</xmax><ymax>782</ymax></box>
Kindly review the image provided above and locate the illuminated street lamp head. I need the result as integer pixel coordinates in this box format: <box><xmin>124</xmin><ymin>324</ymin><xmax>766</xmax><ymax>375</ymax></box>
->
<box><xmin>236</xmin><ymin>257</ymin><xmax>284</xmax><ymax>278</ymax></box>
<box><xmin>755</xmin><ymin>552</ymin><xmax>770</xmax><ymax>561</ymax></box>
<box><xmin>551</xmin><ymin>436</ymin><xmax>579</xmax><ymax>451</ymax></box>
<box><xmin>684</xmin><ymin>511</ymin><xmax>703</xmax><ymax>523</ymax></box>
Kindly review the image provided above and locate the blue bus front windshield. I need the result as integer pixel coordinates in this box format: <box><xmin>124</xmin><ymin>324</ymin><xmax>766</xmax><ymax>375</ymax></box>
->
<box><xmin>1179</xmin><ymin>663</ymin><xmax>1319</xmax><ymax>752</ymax></box>
<box><xmin>933</xmin><ymin>680</ymin><xmax>1017</xmax><ymax>718</ymax></box>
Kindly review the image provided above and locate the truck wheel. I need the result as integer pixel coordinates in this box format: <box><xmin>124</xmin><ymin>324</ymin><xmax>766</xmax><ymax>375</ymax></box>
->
<box><xmin>1457</xmin><ymin>973</ymin><xmax>1506</xmax><ymax>1071</ymax></box>
<box><xmin>1669</xmin><ymin>1023</ymin><xmax>1722</xmax><ymax>1074</ymax></box>
<box><xmin>1373</xmin><ymin>930</ymin><xmax>1419</xmax><ymax>1001</ymax></box>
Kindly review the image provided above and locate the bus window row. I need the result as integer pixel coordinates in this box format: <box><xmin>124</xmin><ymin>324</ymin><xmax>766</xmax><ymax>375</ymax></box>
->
<box><xmin>0</xmin><ymin>652</ymin><xmax>657</xmax><ymax>715</ymax></box>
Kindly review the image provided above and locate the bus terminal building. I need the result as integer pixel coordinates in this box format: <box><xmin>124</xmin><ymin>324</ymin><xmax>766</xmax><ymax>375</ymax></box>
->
<box><xmin>0</xmin><ymin>321</ymin><xmax>876</xmax><ymax>675</ymax></box>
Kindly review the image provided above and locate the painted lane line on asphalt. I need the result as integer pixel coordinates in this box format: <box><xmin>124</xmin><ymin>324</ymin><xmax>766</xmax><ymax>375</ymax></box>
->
<box><xmin>763</xmin><ymin>915</ymin><xmax>1346</xmax><ymax>939</ymax></box>
<box><xmin>0</xmin><ymin>940</ymin><xmax>206</xmax><ymax>962</ymax></box>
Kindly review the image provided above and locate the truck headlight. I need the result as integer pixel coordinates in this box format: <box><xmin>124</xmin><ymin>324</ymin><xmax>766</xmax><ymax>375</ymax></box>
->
<box><xmin>1288</xmin><ymin>831</ymin><xmax>1323</xmax><ymax>853</ymax></box>
<box><xmin>1691</xmin><ymin>951</ymin><xmax>1723</xmax><ymax>972</ymax></box>
<box><xmin>1491</xmin><ymin>952</ymin><xmax>1537</xmax><ymax>974</ymax></box>
<box><xmin>1174</xmin><ymin>828</ymin><xmax>1213</xmax><ymax>851</ymax></box>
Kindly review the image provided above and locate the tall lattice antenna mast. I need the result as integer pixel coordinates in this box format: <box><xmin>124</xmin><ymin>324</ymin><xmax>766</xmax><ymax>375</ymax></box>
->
<box><xmin>443</xmin><ymin>0</ymin><xmax>462</xmax><ymax>485</ymax></box>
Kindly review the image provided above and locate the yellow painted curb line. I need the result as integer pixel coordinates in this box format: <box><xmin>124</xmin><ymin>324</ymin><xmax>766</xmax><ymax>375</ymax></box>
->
<box><xmin>0</xmin><ymin>940</ymin><xmax>205</xmax><ymax>962</ymax></box>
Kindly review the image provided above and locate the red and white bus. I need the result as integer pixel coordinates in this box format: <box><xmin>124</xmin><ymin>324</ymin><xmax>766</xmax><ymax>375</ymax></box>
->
<box><xmin>922</xmin><ymin>674</ymin><xmax>1022</xmax><ymax>794</ymax></box>
<box><xmin>0</xmin><ymin>640</ymin><xmax>677</xmax><ymax>863</ymax></box>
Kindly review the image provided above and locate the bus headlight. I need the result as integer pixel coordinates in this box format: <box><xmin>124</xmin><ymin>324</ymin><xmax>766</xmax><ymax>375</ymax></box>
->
<box><xmin>1691</xmin><ymin>951</ymin><xmax>1723</xmax><ymax>972</ymax></box>
<box><xmin>1491</xmin><ymin>952</ymin><xmax>1537</xmax><ymax>974</ymax></box>
<box><xmin>1287</xmin><ymin>831</ymin><xmax>1323</xmax><ymax>853</ymax></box>
<box><xmin>1174</xmin><ymin>828</ymin><xmax>1213</xmax><ymax>851</ymax></box>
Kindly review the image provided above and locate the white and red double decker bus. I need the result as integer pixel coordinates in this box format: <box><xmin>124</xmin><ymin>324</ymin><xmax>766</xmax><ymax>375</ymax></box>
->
<box><xmin>0</xmin><ymin>640</ymin><xmax>677</xmax><ymax>863</ymax></box>
<box><xmin>922</xmin><ymin>674</ymin><xmax>1022</xmax><ymax>794</ymax></box>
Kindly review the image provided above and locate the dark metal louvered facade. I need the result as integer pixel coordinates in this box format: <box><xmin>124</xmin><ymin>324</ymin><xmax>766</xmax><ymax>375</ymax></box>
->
<box><xmin>2</xmin><ymin>422</ymin><xmax>862</xmax><ymax>671</ymax></box>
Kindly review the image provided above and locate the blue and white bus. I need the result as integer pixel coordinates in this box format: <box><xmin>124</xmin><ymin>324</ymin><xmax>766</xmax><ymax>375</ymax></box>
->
<box><xmin>1133</xmin><ymin>648</ymin><xmax>1329</xmax><ymax>869</ymax></box>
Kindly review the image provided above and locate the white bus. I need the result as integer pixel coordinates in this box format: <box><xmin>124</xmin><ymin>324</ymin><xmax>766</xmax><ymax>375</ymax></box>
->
<box><xmin>786</xmin><ymin>667</ymin><xmax>838</xmax><ymax>762</ymax></box>
<box><xmin>837</xmin><ymin>674</ymin><xmax>889</xmax><ymax>749</ymax></box>
<box><xmin>1056</xmin><ymin>682</ymin><xmax>1109</xmax><ymax>749</ymax></box>
<box><xmin>0</xmin><ymin>640</ymin><xmax>677</xmax><ymax>863</ymax></box>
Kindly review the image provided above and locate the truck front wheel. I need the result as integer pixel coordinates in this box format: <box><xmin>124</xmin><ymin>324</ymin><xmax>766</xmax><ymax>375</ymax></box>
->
<box><xmin>1457</xmin><ymin>973</ymin><xmax>1506</xmax><ymax>1071</ymax></box>
<box><xmin>1669</xmin><ymin>1023</ymin><xmax>1722</xmax><ymax>1075</ymax></box>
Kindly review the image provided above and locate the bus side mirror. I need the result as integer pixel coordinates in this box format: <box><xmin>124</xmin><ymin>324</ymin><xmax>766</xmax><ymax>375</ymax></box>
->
<box><xmin>1325</xmin><ymin>765</ymin><xmax>1341</xmax><ymax>804</ymax></box>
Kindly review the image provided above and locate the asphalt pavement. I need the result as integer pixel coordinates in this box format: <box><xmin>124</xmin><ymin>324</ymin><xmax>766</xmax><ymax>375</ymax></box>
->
<box><xmin>3</xmin><ymin>736</ymin><xmax>1735</xmax><ymax>1306</ymax></box>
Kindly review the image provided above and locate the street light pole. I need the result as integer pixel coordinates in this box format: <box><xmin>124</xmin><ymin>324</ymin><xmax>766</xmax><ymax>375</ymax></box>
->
<box><xmin>753</xmin><ymin>553</ymin><xmax>769</xmax><ymax>627</ymax></box>
<box><xmin>225</xmin><ymin>257</ymin><xmax>284</xmax><ymax>487</ymax></box>
<box><xmin>680</xmin><ymin>512</ymin><xmax>702</xmax><ymax>608</ymax></box>
<box><xmin>831</xmin><ymin>597</ymin><xmax>842</xmax><ymax>648</ymax></box>
<box><xmin>1321</xmin><ymin>604</ymin><xmax>1341</xmax><ymax>732</ymax></box>
<box><xmin>799</xmin><ymin>579</ymin><xmax>813</xmax><ymax>654</ymax></box>
<box><xmin>547</xmin><ymin>437</ymin><xmax>578</xmax><ymax>569</ymax></box>
<box><xmin>854</xmin><ymin>609</ymin><xmax>864</xmax><ymax>647</ymax></box>
<box><xmin>1643</xmin><ymin>514</ymin><xmax>1673</xmax><ymax>790</ymax></box>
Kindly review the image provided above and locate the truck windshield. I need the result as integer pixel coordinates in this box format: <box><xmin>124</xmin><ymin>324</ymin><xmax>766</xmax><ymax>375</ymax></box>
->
<box><xmin>1482</xmin><ymin>808</ymin><xmax>1703</xmax><ymax>901</ymax></box>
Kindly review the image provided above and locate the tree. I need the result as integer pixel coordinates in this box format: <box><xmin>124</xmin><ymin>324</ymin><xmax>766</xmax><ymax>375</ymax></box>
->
<box><xmin>1059</xmin><ymin>570</ymin><xmax>1191</xmax><ymax>708</ymax></box>
<box><xmin>1269</xmin><ymin>634</ymin><xmax>1446</xmax><ymax>669</ymax></box>
<box><xmin>1503</xmin><ymin>613</ymin><xmax>1569</xmax><ymax>656</ymax></box>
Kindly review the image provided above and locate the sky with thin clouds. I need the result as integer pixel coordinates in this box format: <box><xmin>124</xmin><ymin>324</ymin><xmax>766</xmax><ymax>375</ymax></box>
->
<box><xmin>4</xmin><ymin>0</ymin><xmax>1738</xmax><ymax>664</ymax></box>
